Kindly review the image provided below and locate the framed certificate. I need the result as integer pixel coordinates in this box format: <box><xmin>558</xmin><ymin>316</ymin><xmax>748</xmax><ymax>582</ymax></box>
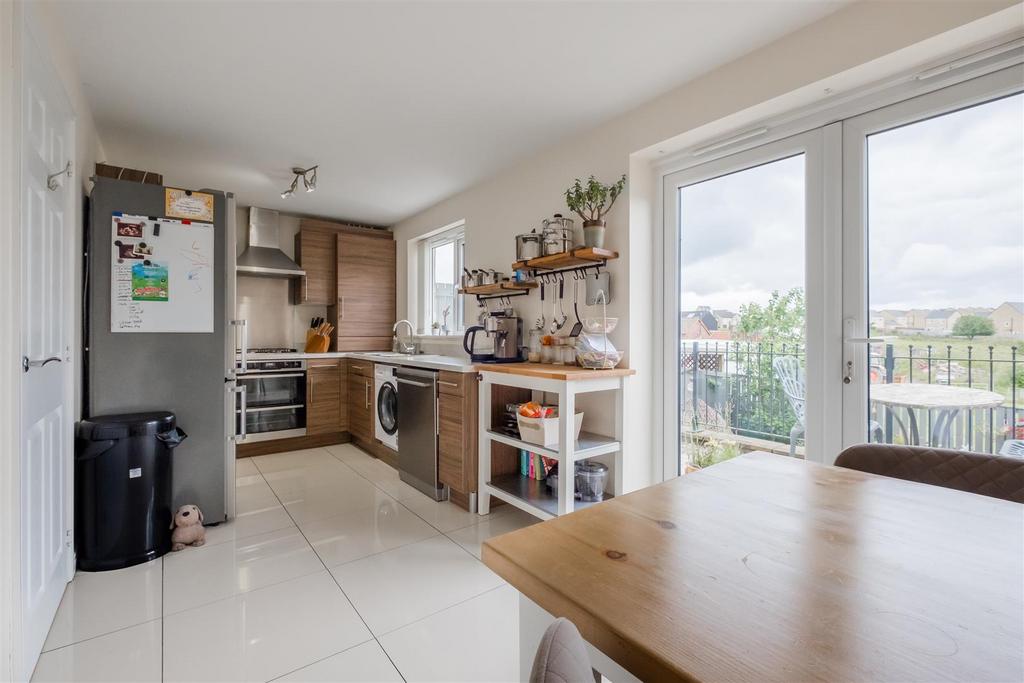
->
<box><xmin>165</xmin><ymin>188</ymin><xmax>214</xmax><ymax>222</ymax></box>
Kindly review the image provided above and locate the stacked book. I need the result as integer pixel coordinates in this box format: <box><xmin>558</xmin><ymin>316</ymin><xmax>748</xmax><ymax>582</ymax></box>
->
<box><xmin>520</xmin><ymin>450</ymin><xmax>556</xmax><ymax>480</ymax></box>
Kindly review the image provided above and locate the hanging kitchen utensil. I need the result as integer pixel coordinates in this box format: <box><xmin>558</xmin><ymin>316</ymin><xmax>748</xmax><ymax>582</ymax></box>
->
<box><xmin>555</xmin><ymin>279</ymin><xmax>568</xmax><ymax>331</ymax></box>
<box><xmin>569</xmin><ymin>279</ymin><xmax>583</xmax><ymax>337</ymax></box>
<box><xmin>537</xmin><ymin>283</ymin><xmax>546</xmax><ymax>330</ymax></box>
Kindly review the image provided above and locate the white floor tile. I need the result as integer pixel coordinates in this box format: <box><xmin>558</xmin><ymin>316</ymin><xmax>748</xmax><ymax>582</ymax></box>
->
<box><xmin>42</xmin><ymin>560</ymin><xmax>162</xmax><ymax>651</ymax></box>
<box><xmin>380</xmin><ymin>585</ymin><xmax>519</xmax><ymax>682</ymax></box>
<box><xmin>279</xmin><ymin>478</ymin><xmax>396</xmax><ymax>524</ymax></box>
<box><xmin>203</xmin><ymin>504</ymin><xmax>296</xmax><ymax>547</ymax></box>
<box><xmin>343</xmin><ymin>452</ymin><xmax>400</xmax><ymax>483</ymax></box>
<box><xmin>32</xmin><ymin>620</ymin><xmax>162</xmax><ymax>683</ymax></box>
<box><xmin>401</xmin><ymin>495</ymin><xmax>491</xmax><ymax>533</ymax></box>
<box><xmin>234</xmin><ymin>457</ymin><xmax>260</xmax><ymax>478</ymax></box>
<box><xmin>325</xmin><ymin>442</ymin><xmax>375</xmax><ymax>466</ymax></box>
<box><xmin>164</xmin><ymin>527</ymin><xmax>323</xmax><ymax>615</ymax></box>
<box><xmin>252</xmin><ymin>448</ymin><xmax>338</xmax><ymax>474</ymax></box>
<box><xmin>330</xmin><ymin>535</ymin><xmax>505</xmax><ymax>635</ymax></box>
<box><xmin>235</xmin><ymin>477</ymin><xmax>282</xmax><ymax>515</ymax></box>
<box><xmin>273</xmin><ymin>640</ymin><xmax>403</xmax><ymax>682</ymax></box>
<box><xmin>262</xmin><ymin>459</ymin><xmax>368</xmax><ymax>499</ymax></box>
<box><xmin>446</xmin><ymin>507</ymin><xmax>539</xmax><ymax>559</ymax></box>
<box><xmin>299</xmin><ymin>499</ymin><xmax>439</xmax><ymax>567</ymax></box>
<box><xmin>164</xmin><ymin>571</ymin><xmax>370</xmax><ymax>683</ymax></box>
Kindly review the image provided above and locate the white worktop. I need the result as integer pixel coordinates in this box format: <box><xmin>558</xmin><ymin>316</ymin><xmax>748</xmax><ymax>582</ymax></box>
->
<box><xmin>241</xmin><ymin>351</ymin><xmax>477</xmax><ymax>373</ymax></box>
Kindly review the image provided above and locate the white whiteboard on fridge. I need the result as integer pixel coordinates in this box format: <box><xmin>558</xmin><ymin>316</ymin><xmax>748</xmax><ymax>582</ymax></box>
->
<box><xmin>110</xmin><ymin>213</ymin><xmax>215</xmax><ymax>333</ymax></box>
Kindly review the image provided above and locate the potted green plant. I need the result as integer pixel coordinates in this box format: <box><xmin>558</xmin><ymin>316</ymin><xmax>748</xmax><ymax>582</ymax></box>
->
<box><xmin>564</xmin><ymin>174</ymin><xmax>626</xmax><ymax>248</ymax></box>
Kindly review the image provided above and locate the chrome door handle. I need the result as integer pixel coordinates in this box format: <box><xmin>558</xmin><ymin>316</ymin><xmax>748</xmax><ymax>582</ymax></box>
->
<box><xmin>437</xmin><ymin>380</ymin><xmax>459</xmax><ymax>388</ymax></box>
<box><xmin>397</xmin><ymin>378</ymin><xmax>432</xmax><ymax>388</ymax></box>
<box><xmin>365</xmin><ymin>380</ymin><xmax>370</xmax><ymax>409</ymax></box>
<box><xmin>339</xmin><ymin>296</ymin><xmax>345</xmax><ymax>319</ymax></box>
<box><xmin>23</xmin><ymin>356</ymin><xmax>61</xmax><ymax>372</ymax></box>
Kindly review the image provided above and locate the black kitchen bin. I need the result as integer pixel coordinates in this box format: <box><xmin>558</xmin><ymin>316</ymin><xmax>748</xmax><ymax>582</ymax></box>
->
<box><xmin>74</xmin><ymin>412</ymin><xmax>187</xmax><ymax>571</ymax></box>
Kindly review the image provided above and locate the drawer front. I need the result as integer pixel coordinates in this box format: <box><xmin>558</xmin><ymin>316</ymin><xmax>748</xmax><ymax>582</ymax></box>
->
<box><xmin>347</xmin><ymin>361</ymin><xmax>373</xmax><ymax>378</ymax></box>
<box><xmin>306</xmin><ymin>358</ymin><xmax>341</xmax><ymax>370</ymax></box>
<box><xmin>437</xmin><ymin>371</ymin><xmax>471</xmax><ymax>397</ymax></box>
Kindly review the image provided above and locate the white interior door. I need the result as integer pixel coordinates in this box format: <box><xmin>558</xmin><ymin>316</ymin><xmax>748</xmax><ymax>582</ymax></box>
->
<box><xmin>19</xmin><ymin>20</ymin><xmax>75</xmax><ymax>680</ymax></box>
<box><xmin>841</xmin><ymin>66</ymin><xmax>1024</xmax><ymax>452</ymax></box>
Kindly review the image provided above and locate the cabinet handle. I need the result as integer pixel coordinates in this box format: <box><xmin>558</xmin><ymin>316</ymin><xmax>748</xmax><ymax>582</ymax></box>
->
<box><xmin>437</xmin><ymin>380</ymin><xmax>459</xmax><ymax>388</ymax></box>
<box><xmin>339</xmin><ymin>296</ymin><xmax>345</xmax><ymax>319</ymax></box>
<box><xmin>365</xmin><ymin>380</ymin><xmax>370</xmax><ymax>409</ymax></box>
<box><xmin>310</xmin><ymin>374</ymin><xmax>315</xmax><ymax>404</ymax></box>
<box><xmin>350</xmin><ymin>364</ymin><xmax>365</xmax><ymax>370</ymax></box>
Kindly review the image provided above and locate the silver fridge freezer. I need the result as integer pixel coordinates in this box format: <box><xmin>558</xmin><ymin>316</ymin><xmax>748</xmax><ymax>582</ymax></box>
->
<box><xmin>85</xmin><ymin>177</ymin><xmax>238</xmax><ymax>522</ymax></box>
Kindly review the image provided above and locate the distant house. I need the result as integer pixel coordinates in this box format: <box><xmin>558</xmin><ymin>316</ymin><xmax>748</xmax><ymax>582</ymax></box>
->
<box><xmin>713</xmin><ymin>309</ymin><xmax>738</xmax><ymax>330</ymax></box>
<box><xmin>681</xmin><ymin>306</ymin><xmax>719</xmax><ymax>332</ymax></box>
<box><xmin>870</xmin><ymin>309</ymin><xmax>908</xmax><ymax>332</ymax></box>
<box><xmin>904</xmin><ymin>309</ymin><xmax>929</xmax><ymax>331</ymax></box>
<box><xmin>682</xmin><ymin>316</ymin><xmax>713</xmax><ymax>340</ymax></box>
<box><xmin>924</xmin><ymin>309</ymin><xmax>960</xmax><ymax>335</ymax></box>
<box><xmin>990</xmin><ymin>301</ymin><xmax>1024</xmax><ymax>338</ymax></box>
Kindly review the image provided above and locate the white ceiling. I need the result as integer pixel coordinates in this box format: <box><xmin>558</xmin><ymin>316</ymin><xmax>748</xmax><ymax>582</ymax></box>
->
<box><xmin>54</xmin><ymin>1</ymin><xmax>846</xmax><ymax>226</ymax></box>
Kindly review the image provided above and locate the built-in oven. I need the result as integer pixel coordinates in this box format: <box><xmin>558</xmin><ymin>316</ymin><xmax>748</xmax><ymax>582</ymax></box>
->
<box><xmin>236</xmin><ymin>350</ymin><xmax>307</xmax><ymax>442</ymax></box>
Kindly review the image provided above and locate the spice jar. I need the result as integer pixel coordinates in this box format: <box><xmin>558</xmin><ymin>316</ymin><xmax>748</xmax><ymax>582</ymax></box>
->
<box><xmin>527</xmin><ymin>329</ymin><xmax>543</xmax><ymax>363</ymax></box>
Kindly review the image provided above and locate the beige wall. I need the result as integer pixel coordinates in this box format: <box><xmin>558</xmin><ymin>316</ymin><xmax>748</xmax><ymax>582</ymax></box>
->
<box><xmin>391</xmin><ymin>0</ymin><xmax>1021</xmax><ymax>490</ymax></box>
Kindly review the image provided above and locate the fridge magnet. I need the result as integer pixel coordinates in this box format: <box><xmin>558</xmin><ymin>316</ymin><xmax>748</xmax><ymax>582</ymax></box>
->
<box><xmin>165</xmin><ymin>188</ymin><xmax>214</xmax><ymax>222</ymax></box>
<box><xmin>131</xmin><ymin>261</ymin><xmax>169</xmax><ymax>301</ymax></box>
<box><xmin>115</xmin><ymin>221</ymin><xmax>145</xmax><ymax>238</ymax></box>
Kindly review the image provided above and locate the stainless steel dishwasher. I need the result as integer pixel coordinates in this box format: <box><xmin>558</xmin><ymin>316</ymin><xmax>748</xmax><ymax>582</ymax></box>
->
<box><xmin>396</xmin><ymin>367</ymin><xmax>446</xmax><ymax>501</ymax></box>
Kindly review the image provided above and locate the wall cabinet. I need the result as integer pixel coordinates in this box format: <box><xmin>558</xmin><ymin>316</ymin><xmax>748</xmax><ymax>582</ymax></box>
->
<box><xmin>437</xmin><ymin>371</ymin><xmax>478</xmax><ymax>494</ymax></box>
<box><xmin>293</xmin><ymin>227</ymin><xmax>335</xmax><ymax>305</ymax></box>
<box><xmin>347</xmin><ymin>361</ymin><xmax>374</xmax><ymax>443</ymax></box>
<box><xmin>306</xmin><ymin>359</ymin><xmax>346</xmax><ymax>435</ymax></box>
<box><xmin>329</xmin><ymin>232</ymin><xmax>396</xmax><ymax>351</ymax></box>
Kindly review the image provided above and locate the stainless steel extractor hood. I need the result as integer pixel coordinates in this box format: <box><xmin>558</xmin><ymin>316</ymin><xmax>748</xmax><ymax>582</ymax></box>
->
<box><xmin>236</xmin><ymin>207</ymin><xmax>306</xmax><ymax>278</ymax></box>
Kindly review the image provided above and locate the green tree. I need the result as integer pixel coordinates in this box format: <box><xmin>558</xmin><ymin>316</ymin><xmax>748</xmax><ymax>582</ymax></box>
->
<box><xmin>731</xmin><ymin>288</ymin><xmax>806</xmax><ymax>445</ymax></box>
<box><xmin>952</xmin><ymin>314</ymin><xmax>995</xmax><ymax>340</ymax></box>
<box><xmin>736</xmin><ymin>288</ymin><xmax>806</xmax><ymax>344</ymax></box>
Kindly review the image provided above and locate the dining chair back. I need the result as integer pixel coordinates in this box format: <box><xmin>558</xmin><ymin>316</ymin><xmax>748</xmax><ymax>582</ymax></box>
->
<box><xmin>530</xmin><ymin>617</ymin><xmax>598</xmax><ymax>683</ymax></box>
<box><xmin>835</xmin><ymin>443</ymin><xmax>1024</xmax><ymax>503</ymax></box>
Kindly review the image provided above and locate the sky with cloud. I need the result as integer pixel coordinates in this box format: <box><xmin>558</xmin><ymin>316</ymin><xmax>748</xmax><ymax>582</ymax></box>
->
<box><xmin>680</xmin><ymin>91</ymin><xmax>1023</xmax><ymax>314</ymax></box>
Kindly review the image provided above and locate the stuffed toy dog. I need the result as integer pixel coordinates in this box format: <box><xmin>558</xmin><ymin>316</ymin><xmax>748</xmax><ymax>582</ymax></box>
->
<box><xmin>170</xmin><ymin>504</ymin><xmax>206</xmax><ymax>551</ymax></box>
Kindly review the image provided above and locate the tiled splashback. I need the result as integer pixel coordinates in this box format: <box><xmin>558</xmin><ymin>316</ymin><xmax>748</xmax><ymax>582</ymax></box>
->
<box><xmin>236</xmin><ymin>276</ymin><xmax>326</xmax><ymax>349</ymax></box>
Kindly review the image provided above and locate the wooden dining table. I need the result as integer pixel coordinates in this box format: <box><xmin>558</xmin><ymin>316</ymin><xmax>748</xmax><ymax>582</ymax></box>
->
<box><xmin>482</xmin><ymin>451</ymin><xmax>1024</xmax><ymax>682</ymax></box>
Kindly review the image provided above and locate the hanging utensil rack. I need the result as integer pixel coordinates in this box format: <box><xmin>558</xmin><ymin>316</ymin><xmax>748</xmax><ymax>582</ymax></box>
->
<box><xmin>513</xmin><ymin>247</ymin><xmax>618</xmax><ymax>285</ymax></box>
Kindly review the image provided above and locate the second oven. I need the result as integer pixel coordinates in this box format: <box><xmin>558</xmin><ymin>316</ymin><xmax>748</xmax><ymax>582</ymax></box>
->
<box><xmin>237</xmin><ymin>367</ymin><xmax>306</xmax><ymax>441</ymax></box>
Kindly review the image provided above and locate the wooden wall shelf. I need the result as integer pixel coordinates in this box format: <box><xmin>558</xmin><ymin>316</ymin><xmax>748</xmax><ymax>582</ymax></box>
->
<box><xmin>458</xmin><ymin>282</ymin><xmax>537</xmax><ymax>296</ymax></box>
<box><xmin>512</xmin><ymin>247</ymin><xmax>618</xmax><ymax>272</ymax></box>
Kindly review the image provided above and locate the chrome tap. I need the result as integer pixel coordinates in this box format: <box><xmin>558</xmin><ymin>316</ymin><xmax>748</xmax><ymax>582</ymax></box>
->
<box><xmin>393</xmin><ymin>319</ymin><xmax>417</xmax><ymax>354</ymax></box>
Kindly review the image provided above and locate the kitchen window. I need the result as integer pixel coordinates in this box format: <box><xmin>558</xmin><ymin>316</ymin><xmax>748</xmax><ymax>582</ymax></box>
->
<box><xmin>420</xmin><ymin>222</ymin><xmax>465</xmax><ymax>335</ymax></box>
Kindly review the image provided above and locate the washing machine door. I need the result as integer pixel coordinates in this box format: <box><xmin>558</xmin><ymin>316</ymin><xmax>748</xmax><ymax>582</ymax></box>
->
<box><xmin>377</xmin><ymin>381</ymin><xmax>398</xmax><ymax>435</ymax></box>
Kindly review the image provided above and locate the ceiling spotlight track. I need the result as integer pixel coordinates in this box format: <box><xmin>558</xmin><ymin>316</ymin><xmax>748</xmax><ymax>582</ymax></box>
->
<box><xmin>281</xmin><ymin>165</ymin><xmax>318</xmax><ymax>198</ymax></box>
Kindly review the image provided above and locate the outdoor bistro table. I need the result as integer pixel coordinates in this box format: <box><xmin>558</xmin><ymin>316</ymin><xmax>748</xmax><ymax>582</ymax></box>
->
<box><xmin>869</xmin><ymin>383</ymin><xmax>1004</xmax><ymax>448</ymax></box>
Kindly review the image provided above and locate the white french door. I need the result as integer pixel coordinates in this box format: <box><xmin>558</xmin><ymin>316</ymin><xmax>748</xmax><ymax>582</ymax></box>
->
<box><xmin>662</xmin><ymin>129</ymin><xmax>837</xmax><ymax>476</ymax></box>
<box><xmin>662</xmin><ymin>62</ymin><xmax>1023</xmax><ymax>475</ymax></box>
<box><xmin>841</xmin><ymin>66</ymin><xmax>1024</xmax><ymax>452</ymax></box>
<box><xmin>18</xmin><ymin>17</ymin><xmax>76</xmax><ymax>681</ymax></box>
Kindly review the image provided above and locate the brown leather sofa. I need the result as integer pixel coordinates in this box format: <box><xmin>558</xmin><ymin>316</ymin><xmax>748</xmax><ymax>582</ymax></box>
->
<box><xmin>835</xmin><ymin>443</ymin><xmax>1024</xmax><ymax>504</ymax></box>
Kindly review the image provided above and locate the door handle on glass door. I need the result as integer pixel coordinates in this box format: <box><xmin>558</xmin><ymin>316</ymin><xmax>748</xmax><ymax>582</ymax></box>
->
<box><xmin>22</xmin><ymin>356</ymin><xmax>61</xmax><ymax>372</ymax></box>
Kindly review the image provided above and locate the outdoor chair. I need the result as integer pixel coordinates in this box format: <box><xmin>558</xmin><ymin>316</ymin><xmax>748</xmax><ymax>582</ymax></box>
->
<box><xmin>773</xmin><ymin>356</ymin><xmax>882</xmax><ymax>457</ymax></box>
<box><xmin>835</xmin><ymin>443</ymin><xmax>1024</xmax><ymax>504</ymax></box>
<box><xmin>999</xmin><ymin>440</ymin><xmax>1024</xmax><ymax>457</ymax></box>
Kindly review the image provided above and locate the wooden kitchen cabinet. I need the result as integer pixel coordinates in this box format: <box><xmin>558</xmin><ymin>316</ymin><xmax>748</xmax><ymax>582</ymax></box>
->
<box><xmin>437</xmin><ymin>371</ymin><xmax>478</xmax><ymax>495</ymax></box>
<box><xmin>346</xmin><ymin>362</ymin><xmax>374</xmax><ymax>443</ymax></box>
<box><xmin>293</xmin><ymin>227</ymin><xmax>336</xmax><ymax>305</ymax></box>
<box><xmin>329</xmin><ymin>231</ymin><xmax>396</xmax><ymax>351</ymax></box>
<box><xmin>306</xmin><ymin>359</ymin><xmax>346</xmax><ymax>435</ymax></box>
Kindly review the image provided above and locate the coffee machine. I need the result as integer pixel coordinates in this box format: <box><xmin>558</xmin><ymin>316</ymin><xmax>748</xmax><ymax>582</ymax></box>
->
<box><xmin>462</xmin><ymin>313</ymin><xmax>524</xmax><ymax>363</ymax></box>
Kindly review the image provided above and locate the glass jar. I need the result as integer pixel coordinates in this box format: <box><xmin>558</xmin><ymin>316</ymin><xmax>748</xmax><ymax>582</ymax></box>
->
<box><xmin>562</xmin><ymin>343</ymin><xmax>578</xmax><ymax>365</ymax></box>
<box><xmin>541</xmin><ymin>343</ymin><xmax>555</xmax><ymax>364</ymax></box>
<box><xmin>552</xmin><ymin>338</ymin><xmax>565</xmax><ymax>365</ymax></box>
<box><xmin>527</xmin><ymin>329</ymin><xmax>543</xmax><ymax>363</ymax></box>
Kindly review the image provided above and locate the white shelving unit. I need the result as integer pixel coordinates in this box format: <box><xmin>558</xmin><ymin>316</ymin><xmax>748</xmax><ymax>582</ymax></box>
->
<box><xmin>477</xmin><ymin>364</ymin><xmax>634</xmax><ymax>520</ymax></box>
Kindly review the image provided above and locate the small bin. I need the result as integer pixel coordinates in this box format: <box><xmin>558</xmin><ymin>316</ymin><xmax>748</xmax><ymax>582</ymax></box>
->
<box><xmin>516</xmin><ymin>410</ymin><xmax>584</xmax><ymax>448</ymax></box>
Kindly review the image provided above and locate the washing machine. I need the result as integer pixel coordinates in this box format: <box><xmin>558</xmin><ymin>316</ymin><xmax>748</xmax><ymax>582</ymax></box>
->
<box><xmin>374</xmin><ymin>364</ymin><xmax>399</xmax><ymax>451</ymax></box>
